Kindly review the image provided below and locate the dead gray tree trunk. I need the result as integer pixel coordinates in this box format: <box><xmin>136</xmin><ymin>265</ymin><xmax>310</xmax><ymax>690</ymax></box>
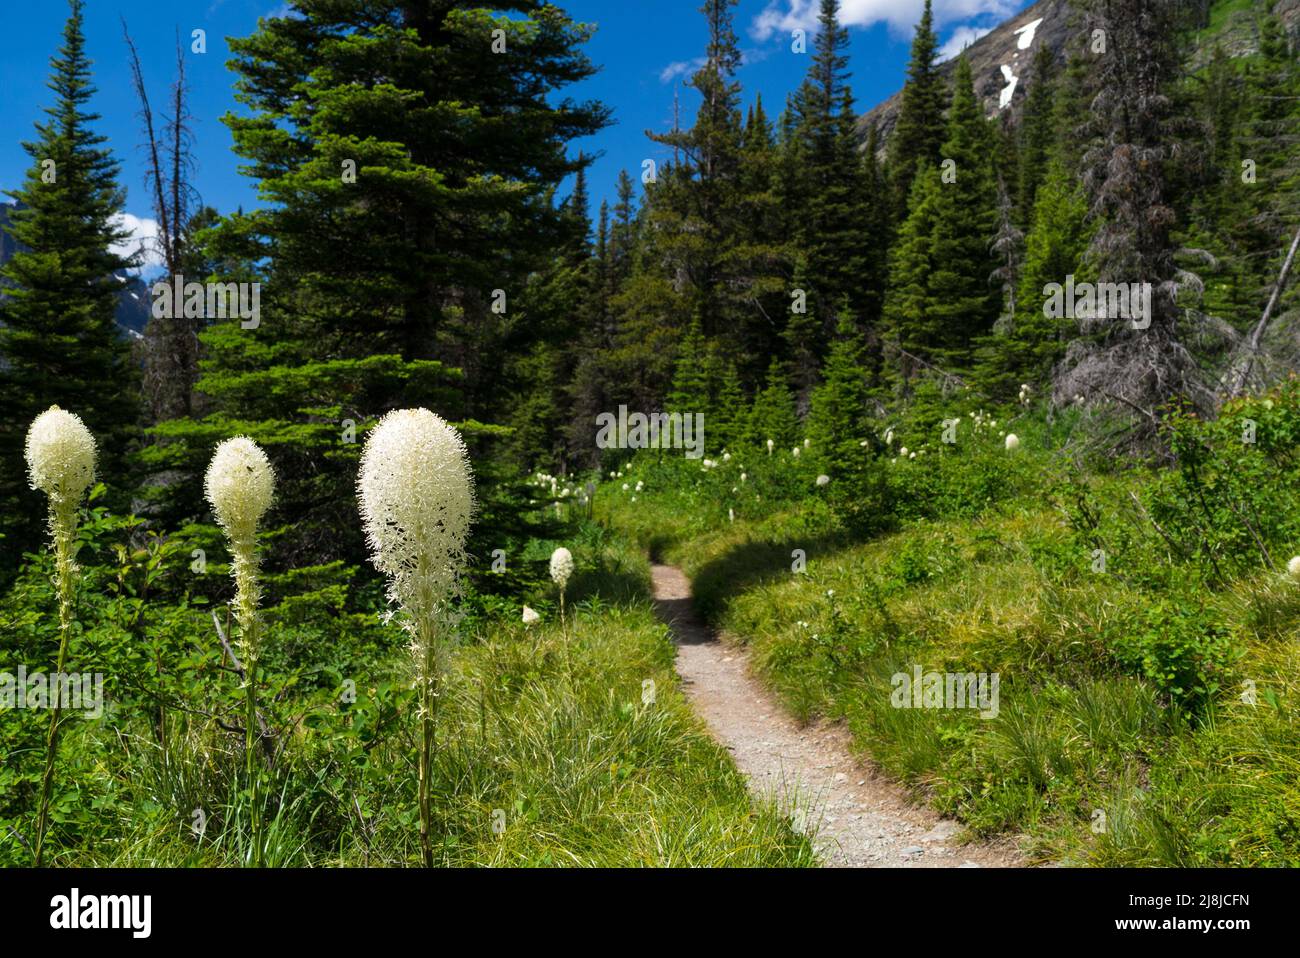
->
<box><xmin>1228</xmin><ymin>224</ymin><xmax>1300</xmax><ymax>399</ymax></box>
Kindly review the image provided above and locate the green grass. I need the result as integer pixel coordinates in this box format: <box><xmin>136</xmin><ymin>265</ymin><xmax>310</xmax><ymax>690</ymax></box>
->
<box><xmin>599</xmin><ymin>439</ymin><xmax>1300</xmax><ymax>866</ymax></box>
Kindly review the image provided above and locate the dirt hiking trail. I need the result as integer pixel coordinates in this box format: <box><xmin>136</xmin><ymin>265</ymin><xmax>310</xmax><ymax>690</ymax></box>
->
<box><xmin>650</xmin><ymin>563</ymin><xmax>1026</xmax><ymax>868</ymax></box>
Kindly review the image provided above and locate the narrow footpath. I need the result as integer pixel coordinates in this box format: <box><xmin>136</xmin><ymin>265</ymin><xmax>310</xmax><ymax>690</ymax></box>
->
<box><xmin>650</xmin><ymin>563</ymin><xmax>1025</xmax><ymax>868</ymax></box>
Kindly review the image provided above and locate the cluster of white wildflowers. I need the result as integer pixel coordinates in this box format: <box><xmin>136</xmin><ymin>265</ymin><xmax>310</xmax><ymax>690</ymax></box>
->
<box><xmin>357</xmin><ymin>409</ymin><xmax>475</xmax><ymax>638</ymax></box>
<box><xmin>526</xmin><ymin>470</ymin><xmax>576</xmax><ymax>510</ymax></box>
<box><xmin>1018</xmin><ymin>383</ymin><xmax>1033</xmax><ymax>406</ymax></box>
<box><xmin>890</xmin><ymin>442</ymin><xmax>926</xmax><ymax>464</ymax></box>
<box><xmin>969</xmin><ymin>409</ymin><xmax>1000</xmax><ymax>434</ymax></box>
<box><xmin>815</xmin><ymin>474</ymin><xmax>830</xmax><ymax>487</ymax></box>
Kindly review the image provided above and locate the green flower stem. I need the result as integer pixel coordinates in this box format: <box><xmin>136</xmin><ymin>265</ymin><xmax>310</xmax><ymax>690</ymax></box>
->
<box><xmin>232</xmin><ymin>534</ymin><xmax>263</xmax><ymax>868</ymax></box>
<box><xmin>417</xmin><ymin>615</ymin><xmax>437</xmax><ymax>868</ymax></box>
<box><xmin>34</xmin><ymin>501</ymin><xmax>77</xmax><ymax>867</ymax></box>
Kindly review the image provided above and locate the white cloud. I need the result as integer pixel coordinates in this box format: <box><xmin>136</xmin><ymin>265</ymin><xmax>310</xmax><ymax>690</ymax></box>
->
<box><xmin>109</xmin><ymin>212</ymin><xmax>164</xmax><ymax>274</ymax></box>
<box><xmin>750</xmin><ymin>0</ymin><xmax>1018</xmax><ymax>41</ymax></box>
<box><xmin>938</xmin><ymin>24</ymin><xmax>993</xmax><ymax>60</ymax></box>
<box><xmin>659</xmin><ymin>57</ymin><xmax>706</xmax><ymax>84</ymax></box>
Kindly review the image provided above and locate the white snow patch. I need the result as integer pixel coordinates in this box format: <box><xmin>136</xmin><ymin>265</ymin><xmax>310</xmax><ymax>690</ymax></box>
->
<box><xmin>1013</xmin><ymin>17</ymin><xmax>1044</xmax><ymax>50</ymax></box>
<box><xmin>998</xmin><ymin>64</ymin><xmax>1019</xmax><ymax>110</ymax></box>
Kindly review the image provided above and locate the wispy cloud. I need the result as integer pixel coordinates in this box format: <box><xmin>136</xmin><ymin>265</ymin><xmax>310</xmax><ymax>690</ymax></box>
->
<box><xmin>658</xmin><ymin>57</ymin><xmax>706</xmax><ymax>84</ymax></box>
<box><xmin>750</xmin><ymin>0</ymin><xmax>1018</xmax><ymax>42</ymax></box>
<box><xmin>938</xmin><ymin>24</ymin><xmax>994</xmax><ymax>60</ymax></box>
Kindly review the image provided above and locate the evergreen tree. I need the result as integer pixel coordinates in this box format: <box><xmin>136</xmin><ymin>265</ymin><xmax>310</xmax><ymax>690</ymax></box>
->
<box><xmin>885</xmin><ymin>57</ymin><xmax>998</xmax><ymax>386</ymax></box>
<box><xmin>155</xmin><ymin>1</ymin><xmax>608</xmax><ymax>581</ymax></box>
<box><xmin>745</xmin><ymin>358</ymin><xmax>800</xmax><ymax>449</ymax></box>
<box><xmin>1058</xmin><ymin>0</ymin><xmax>1208</xmax><ymax>424</ymax></box>
<box><xmin>648</xmin><ymin>0</ymin><xmax>745</xmax><ymax>338</ymax></box>
<box><xmin>977</xmin><ymin>157</ymin><xmax>1090</xmax><ymax>394</ymax></box>
<box><xmin>728</xmin><ymin>95</ymin><xmax>796</xmax><ymax>381</ymax></box>
<box><xmin>887</xmin><ymin>0</ymin><xmax>948</xmax><ymax>226</ymax></box>
<box><xmin>926</xmin><ymin>58</ymin><xmax>1000</xmax><ymax>368</ymax></box>
<box><xmin>668</xmin><ymin>316</ymin><xmax>712</xmax><ymax>414</ymax></box>
<box><xmin>881</xmin><ymin>161</ymin><xmax>942</xmax><ymax>394</ymax></box>
<box><xmin>0</xmin><ymin>0</ymin><xmax>139</xmax><ymax>564</ymax></box>
<box><xmin>806</xmin><ymin>310</ymin><xmax>870</xmax><ymax>475</ymax></box>
<box><xmin>790</xmin><ymin>0</ymin><xmax>876</xmax><ymax>329</ymax></box>
<box><xmin>1016</xmin><ymin>43</ymin><xmax>1058</xmax><ymax>229</ymax></box>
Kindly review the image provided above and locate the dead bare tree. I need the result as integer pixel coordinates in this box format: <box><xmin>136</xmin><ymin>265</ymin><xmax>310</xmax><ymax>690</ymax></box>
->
<box><xmin>123</xmin><ymin>23</ymin><xmax>200</xmax><ymax>422</ymax></box>
<box><xmin>1054</xmin><ymin>0</ymin><xmax>1215</xmax><ymax>448</ymax></box>
<box><xmin>1227</xmin><ymin>224</ymin><xmax>1300</xmax><ymax>398</ymax></box>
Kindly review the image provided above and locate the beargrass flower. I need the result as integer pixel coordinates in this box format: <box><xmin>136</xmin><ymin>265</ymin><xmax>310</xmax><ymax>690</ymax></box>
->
<box><xmin>1005</xmin><ymin>434</ymin><xmax>1020</xmax><ymax>452</ymax></box>
<box><xmin>766</xmin><ymin>439</ymin><xmax>774</xmax><ymax>455</ymax></box>
<box><xmin>24</xmin><ymin>406</ymin><xmax>96</xmax><ymax>867</ymax></box>
<box><xmin>550</xmin><ymin>546</ymin><xmax>574</xmax><ymax>589</ymax></box>
<box><xmin>522</xmin><ymin>606</ymin><xmax>540</xmax><ymax>626</ymax></box>
<box><xmin>1288</xmin><ymin>556</ymin><xmax>1300</xmax><ymax>580</ymax></box>
<box><xmin>205</xmin><ymin>435</ymin><xmax>276</xmax><ymax>866</ymax></box>
<box><xmin>357</xmin><ymin>408</ymin><xmax>474</xmax><ymax>867</ymax></box>
<box><xmin>816</xmin><ymin>475</ymin><xmax>830</xmax><ymax>487</ymax></box>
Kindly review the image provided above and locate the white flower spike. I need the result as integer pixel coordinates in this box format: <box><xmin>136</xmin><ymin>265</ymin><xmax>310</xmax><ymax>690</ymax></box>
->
<box><xmin>26</xmin><ymin>406</ymin><xmax>96</xmax><ymax>506</ymax></box>
<box><xmin>550</xmin><ymin>546</ymin><xmax>574</xmax><ymax>589</ymax></box>
<box><xmin>357</xmin><ymin>408</ymin><xmax>475</xmax><ymax>621</ymax></box>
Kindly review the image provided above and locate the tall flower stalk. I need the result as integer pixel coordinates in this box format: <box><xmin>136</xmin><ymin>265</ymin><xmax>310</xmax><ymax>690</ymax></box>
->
<box><xmin>358</xmin><ymin>409</ymin><xmax>474</xmax><ymax>868</ymax></box>
<box><xmin>205</xmin><ymin>437</ymin><xmax>275</xmax><ymax>867</ymax></box>
<box><xmin>549</xmin><ymin>547</ymin><xmax>575</xmax><ymax>682</ymax></box>
<box><xmin>25</xmin><ymin>407</ymin><xmax>96</xmax><ymax>867</ymax></box>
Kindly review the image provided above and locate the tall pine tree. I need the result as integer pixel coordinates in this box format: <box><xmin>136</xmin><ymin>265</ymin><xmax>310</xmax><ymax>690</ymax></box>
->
<box><xmin>0</xmin><ymin>0</ymin><xmax>139</xmax><ymax>564</ymax></box>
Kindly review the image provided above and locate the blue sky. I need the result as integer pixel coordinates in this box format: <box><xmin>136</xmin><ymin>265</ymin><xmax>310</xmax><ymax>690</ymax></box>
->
<box><xmin>0</xmin><ymin>0</ymin><xmax>1033</xmax><ymax>269</ymax></box>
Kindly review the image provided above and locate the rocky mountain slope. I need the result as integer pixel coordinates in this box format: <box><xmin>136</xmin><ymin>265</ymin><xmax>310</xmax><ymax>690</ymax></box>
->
<box><xmin>859</xmin><ymin>0</ymin><xmax>1300</xmax><ymax>145</ymax></box>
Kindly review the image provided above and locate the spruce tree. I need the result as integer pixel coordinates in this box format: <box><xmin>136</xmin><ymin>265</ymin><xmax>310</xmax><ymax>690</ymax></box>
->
<box><xmin>887</xmin><ymin>0</ymin><xmax>948</xmax><ymax>227</ymax></box>
<box><xmin>790</xmin><ymin>0</ymin><xmax>874</xmax><ymax>329</ymax></box>
<box><xmin>1016</xmin><ymin>44</ymin><xmax>1057</xmax><ymax>229</ymax></box>
<box><xmin>730</xmin><ymin>96</ymin><xmax>795</xmax><ymax>382</ymax></box>
<box><xmin>889</xmin><ymin>56</ymin><xmax>998</xmax><ymax>382</ymax></box>
<box><xmin>648</xmin><ymin>0</ymin><xmax>745</xmax><ymax>338</ymax></box>
<box><xmin>806</xmin><ymin>311</ymin><xmax>870</xmax><ymax>475</ymax></box>
<box><xmin>745</xmin><ymin>359</ymin><xmax>800</xmax><ymax>449</ymax></box>
<box><xmin>0</xmin><ymin>0</ymin><xmax>139</xmax><ymax>563</ymax></box>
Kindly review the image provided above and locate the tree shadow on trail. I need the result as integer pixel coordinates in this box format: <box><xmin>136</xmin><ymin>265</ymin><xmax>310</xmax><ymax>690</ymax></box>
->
<box><xmin>688</xmin><ymin>531</ymin><xmax>856</xmax><ymax>624</ymax></box>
